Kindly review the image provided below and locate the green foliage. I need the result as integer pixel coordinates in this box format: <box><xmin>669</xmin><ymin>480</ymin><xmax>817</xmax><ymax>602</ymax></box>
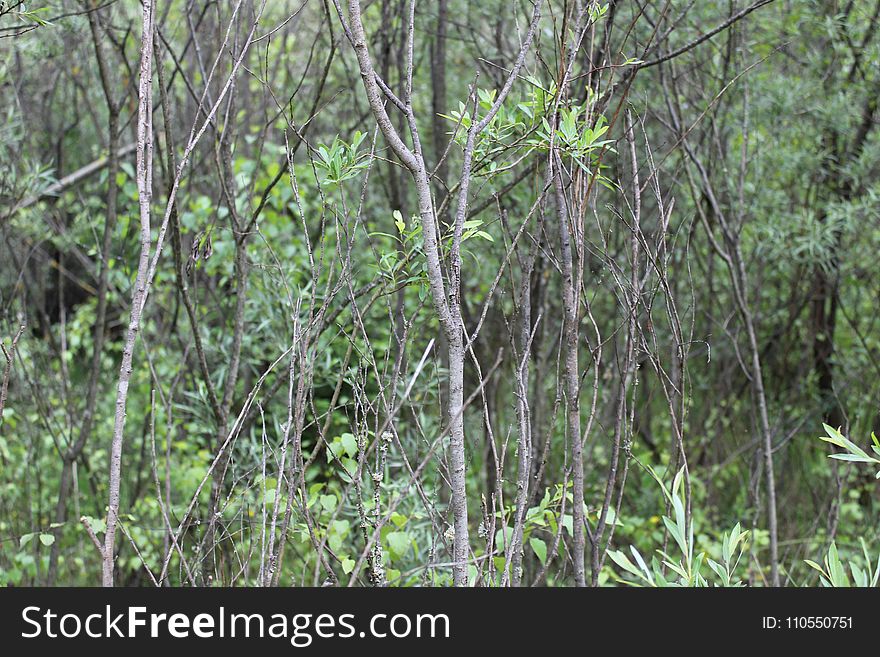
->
<box><xmin>314</xmin><ymin>131</ymin><xmax>370</xmax><ymax>187</ymax></box>
<box><xmin>819</xmin><ymin>424</ymin><xmax>880</xmax><ymax>478</ymax></box>
<box><xmin>1</xmin><ymin>2</ymin><xmax>52</xmax><ymax>27</ymax></box>
<box><xmin>608</xmin><ymin>468</ymin><xmax>749</xmax><ymax>587</ymax></box>
<box><xmin>805</xmin><ymin>540</ymin><xmax>880</xmax><ymax>588</ymax></box>
<box><xmin>805</xmin><ymin>426</ymin><xmax>880</xmax><ymax>587</ymax></box>
<box><xmin>2</xmin><ymin>0</ymin><xmax>880</xmax><ymax>589</ymax></box>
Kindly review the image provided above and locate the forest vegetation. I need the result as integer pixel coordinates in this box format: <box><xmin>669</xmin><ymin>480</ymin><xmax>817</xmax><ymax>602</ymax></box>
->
<box><xmin>1</xmin><ymin>0</ymin><xmax>879</xmax><ymax>587</ymax></box>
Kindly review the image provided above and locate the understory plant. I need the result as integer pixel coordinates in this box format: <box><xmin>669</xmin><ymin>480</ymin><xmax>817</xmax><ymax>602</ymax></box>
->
<box><xmin>806</xmin><ymin>425</ymin><xmax>880</xmax><ymax>587</ymax></box>
<box><xmin>608</xmin><ymin>467</ymin><xmax>749</xmax><ymax>587</ymax></box>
